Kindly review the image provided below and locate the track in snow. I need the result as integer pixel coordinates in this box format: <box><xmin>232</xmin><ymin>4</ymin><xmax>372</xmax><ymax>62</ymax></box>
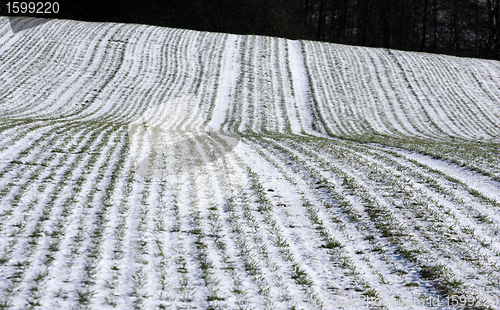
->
<box><xmin>1</xmin><ymin>16</ymin><xmax>500</xmax><ymax>309</ymax></box>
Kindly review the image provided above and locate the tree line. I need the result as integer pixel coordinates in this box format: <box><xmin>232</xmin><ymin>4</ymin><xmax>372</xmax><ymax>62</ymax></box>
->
<box><xmin>305</xmin><ymin>0</ymin><xmax>500</xmax><ymax>59</ymax></box>
<box><xmin>2</xmin><ymin>0</ymin><xmax>499</xmax><ymax>59</ymax></box>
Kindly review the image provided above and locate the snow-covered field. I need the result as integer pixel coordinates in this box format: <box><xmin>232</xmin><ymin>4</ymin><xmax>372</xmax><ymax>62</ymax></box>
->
<box><xmin>1</xmin><ymin>17</ymin><xmax>500</xmax><ymax>309</ymax></box>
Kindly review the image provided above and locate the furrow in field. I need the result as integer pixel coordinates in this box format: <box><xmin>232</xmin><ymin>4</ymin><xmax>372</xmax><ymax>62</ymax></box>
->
<box><xmin>288</xmin><ymin>40</ymin><xmax>325</xmax><ymax>136</ymax></box>
<box><xmin>243</xmin><ymin>139</ymin><xmax>393</xmax><ymax>308</ymax></box>
<box><xmin>258</xmin><ymin>137</ymin><xmax>458</xmax><ymax>296</ymax></box>
<box><xmin>368</xmin><ymin>139</ymin><xmax>500</xmax><ymax>182</ymax></box>
<box><xmin>216</xmin><ymin>34</ymin><xmax>298</xmax><ymax>134</ymax></box>
<box><xmin>0</xmin><ymin>121</ymin><xmax>94</xmax><ymax>227</ymax></box>
<box><xmin>94</xmin><ymin>27</ymin><xmax>205</xmax><ymax>124</ymax></box>
<box><xmin>333</xmin><ymin>143</ymin><xmax>500</xmax><ymax>282</ymax></box>
<box><xmin>191</xmin><ymin>164</ymin><xmax>246</xmax><ymax>309</ymax></box>
<box><xmin>232</xmin><ymin>36</ymin><xmax>253</xmax><ymax>133</ymax></box>
<box><xmin>420</xmin><ymin>54</ymin><xmax>500</xmax><ymax>138</ymax></box>
<box><xmin>145</xmin><ymin>115</ymin><xmax>212</xmax><ymax>308</ymax></box>
<box><xmin>169</xmin><ymin>172</ymin><xmax>208</xmax><ymax>308</ymax></box>
<box><xmin>368</xmin><ymin>49</ymin><xmax>432</xmax><ymax>138</ymax></box>
<box><xmin>4</xmin><ymin>124</ymin><xmax>122</xmax><ymax>308</ymax></box>
<box><xmin>386</xmin><ymin>51</ymin><xmax>478</xmax><ymax>140</ymax></box>
<box><xmin>438</xmin><ymin>59</ymin><xmax>500</xmax><ymax>138</ymax></box>
<box><xmin>0</xmin><ymin>122</ymin><xmax>54</xmax><ymax>184</ymax></box>
<box><xmin>275</xmin><ymin>39</ymin><xmax>296</xmax><ymax>133</ymax></box>
<box><xmin>207</xmin><ymin>34</ymin><xmax>241</xmax><ymax>132</ymax></box>
<box><xmin>88</xmin><ymin>145</ymin><xmax>138</xmax><ymax>308</ymax></box>
<box><xmin>127</xmin><ymin>179</ymin><xmax>160</xmax><ymax>309</ymax></box>
<box><xmin>55</xmin><ymin>127</ymin><xmax>123</xmax><ymax>307</ymax></box>
<box><xmin>300</xmin><ymin>42</ymin><xmax>346</xmax><ymax>136</ymax></box>
<box><xmin>253</xmin><ymin>36</ymin><xmax>275</xmax><ymax>133</ymax></box>
<box><xmin>160</xmin><ymin>122</ymin><xmax>293</xmax><ymax>307</ymax></box>
<box><xmin>209</xmin><ymin>155</ymin><xmax>274</xmax><ymax>309</ymax></box>
<box><xmin>196</xmin><ymin>135</ymin><xmax>275</xmax><ymax>308</ymax></box>
<box><xmin>124</xmin><ymin>28</ymin><xmax>205</xmax><ymax>124</ymax></box>
<box><xmin>31</xmin><ymin>23</ymin><xmax>126</xmax><ymax>118</ymax></box>
<box><xmin>395</xmin><ymin>150</ymin><xmax>500</xmax><ymax>204</ymax></box>
<box><xmin>361</xmin><ymin>49</ymin><xmax>417</xmax><ymax>137</ymax></box>
<box><xmin>274</xmin><ymin>136</ymin><xmax>500</xmax><ymax>303</ymax></box>
<box><xmin>168</xmin><ymin>135</ymin><xmax>324</xmax><ymax>308</ymax></box>
<box><xmin>79</xmin><ymin>25</ymin><xmax>160</xmax><ymax>122</ymax></box>
<box><xmin>303</xmin><ymin>42</ymin><xmax>397</xmax><ymax>137</ymax></box>
<box><xmin>62</xmin><ymin>129</ymin><xmax>128</xmax><ymax>309</ymax></box>
<box><xmin>238</xmin><ymin>159</ymin><xmax>326</xmax><ymax>309</ymax></box>
<box><xmin>268</xmin><ymin>39</ymin><xmax>288</xmax><ymax>133</ymax></box>
<box><xmin>326</xmin><ymin>140</ymin><xmax>500</xmax><ymax>229</ymax></box>
<box><xmin>249</xmin><ymin>36</ymin><xmax>265</xmax><ymax>133</ymax></box>
<box><xmin>331</xmin><ymin>140</ymin><xmax>500</xmax><ymax>215</ymax></box>
<box><xmin>163</xmin><ymin>132</ymin><xmax>229</xmax><ymax>309</ymax></box>
<box><xmin>363</xmin><ymin>146</ymin><xmax>500</xmax><ymax>258</ymax></box>
<box><xmin>242</xmin><ymin>139</ymin><xmax>380</xmax><ymax>307</ymax></box>
<box><xmin>44</xmin><ymin>25</ymin><xmax>128</xmax><ymax>118</ymax></box>
<box><xmin>0</xmin><ymin>122</ymin><xmax>115</xmax><ymax>307</ymax></box>
<box><xmin>0</xmin><ymin>19</ymin><xmax>91</xmax><ymax>90</ymax></box>
<box><xmin>473</xmin><ymin>58</ymin><xmax>500</xmax><ymax>106</ymax></box>
<box><xmin>388</xmin><ymin>50</ymin><xmax>500</xmax><ymax>141</ymax></box>
<box><xmin>300</xmin><ymin>39</ymin><xmax>500</xmax><ymax>143</ymax></box>
<box><xmin>244</xmin><ymin>137</ymin><xmax>443</xmax><ymax>309</ymax></box>
<box><xmin>3</xmin><ymin>23</ymin><xmax>102</xmax><ymax>117</ymax></box>
<box><xmin>389</xmin><ymin>51</ymin><xmax>483</xmax><ymax>140</ymax></box>
<box><xmin>343</xmin><ymin>146</ymin><xmax>500</xmax><ymax>298</ymax></box>
<box><xmin>0</xmin><ymin>123</ymin><xmax>81</xmax><ymax>234</ymax></box>
<box><xmin>0</xmin><ymin>21</ymin><xmax>117</xmax><ymax>118</ymax></box>
<box><xmin>189</xmin><ymin>134</ymin><xmax>301</xmax><ymax>308</ymax></box>
<box><xmin>62</xmin><ymin>23</ymin><xmax>143</xmax><ymax>121</ymax></box>
<box><xmin>195</xmin><ymin>33</ymin><xmax>227</xmax><ymax>125</ymax></box>
<box><xmin>0</xmin><ymin>121</ymin><xmax>51</xmax><ymax>156</ymax></box>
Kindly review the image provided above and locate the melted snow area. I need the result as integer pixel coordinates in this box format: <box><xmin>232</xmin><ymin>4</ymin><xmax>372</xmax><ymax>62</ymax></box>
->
<box><xmin>1</xmin><ymin>17</ymin><xmax>500</xmax><ymax>309</ymax></box>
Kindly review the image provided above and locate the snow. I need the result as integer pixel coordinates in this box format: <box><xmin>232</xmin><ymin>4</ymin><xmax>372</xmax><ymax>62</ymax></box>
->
<box><xmin>207</xmin><ymin>34</ymin><xmax>240</xmax><ymax>132</ymax></box>
<box><xmin>288</xmin><ymin>40</ymin><xmax>325</xmax><ymax>136</ymax></box>
<box><xmin>399</xmin><ymin>150</ymin><xmax>500</xmax><ymax>204</ymax></box>
<box><xmin>1</xmin><ymin>16</ymin><xmax>500</xmax><ymax>309</ymax></box>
